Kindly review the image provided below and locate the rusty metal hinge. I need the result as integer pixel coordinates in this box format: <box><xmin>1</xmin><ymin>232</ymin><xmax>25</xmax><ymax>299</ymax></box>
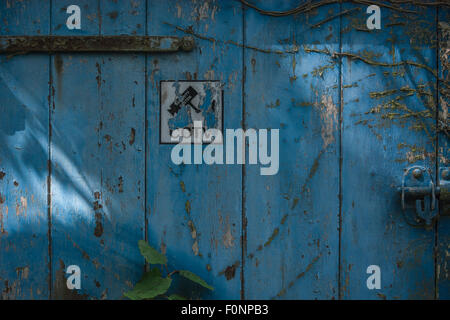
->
<box><xmin>0</xmin><ymin>35</ymin><xmax>195</xmax><ymax>53</ymax></box>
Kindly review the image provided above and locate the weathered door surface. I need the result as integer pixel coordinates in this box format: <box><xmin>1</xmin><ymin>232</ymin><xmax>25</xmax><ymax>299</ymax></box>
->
<box><xmin>0</xmin><ymin>0</ymin><xmax>449</xmax><ymax>300</ymax></box>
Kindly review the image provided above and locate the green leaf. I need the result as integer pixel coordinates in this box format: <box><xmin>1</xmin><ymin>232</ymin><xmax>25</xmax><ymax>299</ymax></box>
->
<box><xmin>178</xmin><ymin>270</ymin><xmax>214</xmax><ymax>291</ymax></box>
<box><xmin>138</xmin><ymin>240</ymin><xmax>167</xmax><ymax>265</ymax></box>
<box><xmin>168</xmin><ymin>294</ymin><xmax>187</xmax><ymax>300</ymax></box>
<box><xmin>124</xmin><ymin>268</ymin><xmax>172</xmax><ymax>300</ymax></box>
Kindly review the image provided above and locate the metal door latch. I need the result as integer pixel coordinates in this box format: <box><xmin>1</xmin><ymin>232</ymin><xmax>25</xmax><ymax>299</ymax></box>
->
<box><xmin>399</xmin><ymin>166</ymin><xmax>450</xmax><ymax>227</ymax></box>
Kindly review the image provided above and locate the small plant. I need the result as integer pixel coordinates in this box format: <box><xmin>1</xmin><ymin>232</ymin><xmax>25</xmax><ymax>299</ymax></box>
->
<box><xmin>124</xmin><ymin>240</ymin><xmax>214</xmax><ymax>300</ymax></box>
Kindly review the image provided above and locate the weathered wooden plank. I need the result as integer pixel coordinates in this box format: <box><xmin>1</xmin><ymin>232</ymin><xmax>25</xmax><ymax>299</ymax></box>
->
<box><xmin>341</xmin><ymin>2</ymin><xmax>437</xmax><ymax>299</ymax></box>
<box><xmin>50</xmin><ymin>0</ymin><xmax>145</xmax><ymax>299</ymax></box>
<box><xmin>0</xmin><ymin>0</ymin><xmax>50</xmax><ymax>299</ymax></box>
<box><xmin>146</xmin><ymin>0</ymin><xmax>243</xmax><ymax>299</ymax></box>
<box><xmin>438</xmin><ymin>6</ymin><xmax>450</xmax><ymax>300</ymax></box>
<box><xmin>243</xmin><ymin>0</ymin><xmax>340</xmax><ymax>299</ymax></box>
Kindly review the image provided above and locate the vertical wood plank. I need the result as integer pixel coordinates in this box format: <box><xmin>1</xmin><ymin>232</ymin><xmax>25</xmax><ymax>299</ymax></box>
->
<box><xmin>0</xmin><ymin>0</ymin><xmax>50</xmax><ymax>299</ymax></box>
<box><xmin>146</xmin><ymin>0</ymin><xmax>243</xmax><ymax>299</ymax></box>
<box><xmin>51</xmin><ymin>0</ymin><xmax>145</xmax><ymax>299</ymax></box>
<box><xmin>341</xmin><ymin>2</ymin><xmax>437</xmax><ymax>299</ymax></box>
<box><xmin>243</xmin><ymin>0</ymin><xmax>340</xmax><ymax>299</ymax></box>
<box><xmin>437</xmin><ymin>5</ymin><xmax>450</xmax><ymax>299</ymax></box>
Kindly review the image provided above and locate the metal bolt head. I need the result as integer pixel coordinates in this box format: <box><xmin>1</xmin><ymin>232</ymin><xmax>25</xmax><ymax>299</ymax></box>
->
<box><xmin>180</xmin><ymin>36</ymin><xmax>195</xmax><ymax>51</ymax></box>
<box><xmin>412</xmin><ymin>168</ymin><xmax>423</xmax><ymax>179</ymax></box>
<box><xmin>442</xmin><ymin>169</ymin><xmax>450</xmax><ymax>180</ymax></box>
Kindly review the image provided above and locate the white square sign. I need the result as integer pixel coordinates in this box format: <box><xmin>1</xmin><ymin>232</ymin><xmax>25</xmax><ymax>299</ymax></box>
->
<box><xmin>160</xmin><ymin>80</ymin><xmax>223</xmax><ymax>144</ymax></box>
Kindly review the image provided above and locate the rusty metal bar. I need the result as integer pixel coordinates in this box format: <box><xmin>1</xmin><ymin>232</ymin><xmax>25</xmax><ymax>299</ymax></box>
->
<box><xmin>0</xmin><ymin>35</ymin><xmax>195</xmax><ymax>53</ymax></box>
<box><xmin>398</xmin><ymin>186</ymin><xmax>444</xmax><ymax>198</ymax></box>
<box><xmin>397</xmin><ymin>186</ymin><xmax>450</xmax><ymax>216</ymax></box>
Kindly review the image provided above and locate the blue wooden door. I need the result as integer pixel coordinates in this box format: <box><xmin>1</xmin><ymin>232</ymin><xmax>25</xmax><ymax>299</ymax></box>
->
<box><xmin>0</xmin><ymin>0</ymin><xmax>448</xmax><ymax>300</ymax></box>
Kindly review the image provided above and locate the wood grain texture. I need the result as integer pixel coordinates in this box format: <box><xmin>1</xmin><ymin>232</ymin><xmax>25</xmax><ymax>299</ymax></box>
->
<box><xmin>146</xmin><ymin>0</ymin><xmax>243</xmax><ymax>299</ymax></box>
<box><xmin>0</xmin><ymin>0</ymin><xmax>50</xmax><ymax>299</ymax></box>
<box><xmin>341</xmin><ymin>2</ymin><xmax>437</xmax><ymax>299</ymax></box>
<box><xmin>50</xmin><ymin>0</ymin><xmax>145</xmax><ymax>299</ymax></box>
<box><xmin>244</xmin><ymin>0</ymin><xmax>340</xmax><ymax>299</ymax></box>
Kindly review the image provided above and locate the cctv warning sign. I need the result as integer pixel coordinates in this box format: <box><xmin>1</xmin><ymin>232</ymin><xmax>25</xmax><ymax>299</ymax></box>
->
<box><xmin>160</xmin><ymin>80</ymin><xmax>223</xmax><ymax>144</ymax></box>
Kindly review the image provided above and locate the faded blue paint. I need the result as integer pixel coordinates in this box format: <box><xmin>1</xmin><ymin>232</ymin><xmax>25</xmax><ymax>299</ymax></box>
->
<box><xmin>49</xmin><ymin>0</ymin><xmax>145</xmax><ymax>299</ymax></box>
<box><xmin>0</xmin><ymin>0</ymin><xmax>50</xmax><ymax>299</ymax></box>
<box><xmin>167</xmin><ymin>83</ymin><xmax>218</xmax><ymax>132</ymax></box>
<box><xmin>0</xmin><ymin>0</ymin><xmax>448</xmax><ymax>300</ymax></box>
<box><xmin>341</xmin><ymin>1</ymin><xmax>437</xmax><ymax>299</ymax></box>
<box><xmin>243</xmin><ymin>0</ymin><xmax>340</xmax><ymax>299</ymax></box>
<box><xmin>146</xmin><ymin>0</ymin><xmax>243</xmax><ymax>299</ymax></box>
<box><xmin>168</xmin><ymin>105</ymin><xmax>191</xmax><ymax>132</ymax></box>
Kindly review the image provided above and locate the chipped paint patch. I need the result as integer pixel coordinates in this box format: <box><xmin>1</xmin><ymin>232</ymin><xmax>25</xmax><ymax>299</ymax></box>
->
<box><xmin>188</xmin><ymin>220</ymin><xmax>200</xmax><ymax>256</ymax></box>
<box><xmin>218</xmin><ymin>261</ymin><xmax>240</xmax><ymax>280</ymax></box>
<box><xmin>316</xmin><ymin>95</ymin><xmax>337</xmax><ymax>149</ymax></box>
<box><xmin>185</xmin><ymin>200</ymin><xmax>191</xmax><ymax>215</ymax></box>
<box><xmin>263</xmin><ymin>228</ymin><xmax>279</xmax><ymax>248</ymax></box>
<box><xmin>222</xmin><ymin>227</ymin><xmax>234</xmax><ymax>249</ymax></box>
<box><xmin>15</xmin><ymin>266</ymin><xmax>29</xmax><ymax>280</ymax></box>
